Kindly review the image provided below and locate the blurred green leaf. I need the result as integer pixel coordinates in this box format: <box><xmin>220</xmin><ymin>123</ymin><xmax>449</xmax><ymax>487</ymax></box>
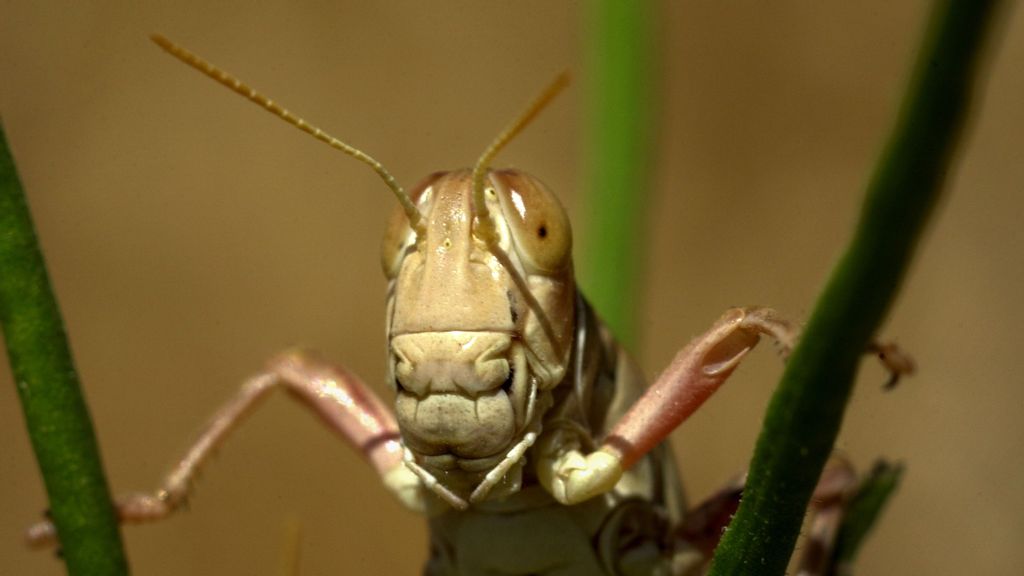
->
<box><xmin>580</xmin><ymin>1</ymin><xmax>656</xmax><ymax>349</ymax></box>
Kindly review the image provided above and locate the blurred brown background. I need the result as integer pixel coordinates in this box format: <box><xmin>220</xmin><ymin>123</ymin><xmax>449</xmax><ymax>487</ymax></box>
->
<box><xmin>1</xmin><ymin>2</ymin><xmax>1020</xmax><ymax>574</ymax></box>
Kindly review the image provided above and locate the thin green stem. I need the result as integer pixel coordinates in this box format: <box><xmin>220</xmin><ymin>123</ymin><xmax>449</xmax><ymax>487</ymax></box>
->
<box><xmin>708</xmin><ymin>2</ymin><xmax>1000</xmax><ymax>574</ymax></box>
<box><xmin>0</xmin><ymin>122</ymin><xmax>129</xmax><ymax>574</ymax></box>
<box><xmin>580</xmin><ymin>1</ymin><xmax>656</xmax><ymax>349</ymax></box>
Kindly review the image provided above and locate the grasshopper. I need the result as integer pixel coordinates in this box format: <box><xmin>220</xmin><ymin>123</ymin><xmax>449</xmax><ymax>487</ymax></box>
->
<box><xmin>26</xmin><ymin>36</ymin><xmax>912</xmax><ymax>575</ymax></box>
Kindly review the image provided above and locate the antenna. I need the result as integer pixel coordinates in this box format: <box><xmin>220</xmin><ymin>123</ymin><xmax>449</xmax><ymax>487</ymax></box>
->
<box><xmin>468</xmin><ymin>73</ymin><xmax>570</xmax><ymax>360</ymax></box>
<box><xmin>470</xmin><ymin>72</ymin><xmax>570</xmax><ymax>246</ymax></box>
<box><xmin>150</xmin><ymin>34</ymin><xmax>427</xmax><ymax>238</ymax></box>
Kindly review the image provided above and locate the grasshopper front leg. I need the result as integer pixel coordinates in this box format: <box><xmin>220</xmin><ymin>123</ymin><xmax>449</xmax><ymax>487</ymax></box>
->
<box><xmin>538</xmin><ymin>307</ymin><xmax>793</xmax><ymax>504</ymax></box>
<box><xmin>537</xmin><ymin>307</ymin><xmax>910</xmax><ymax>505</ymax></box>
<box><xmin>26</xmin><ymin>349</ymin><xmax>423</xmax><ymax>549</ymax></box>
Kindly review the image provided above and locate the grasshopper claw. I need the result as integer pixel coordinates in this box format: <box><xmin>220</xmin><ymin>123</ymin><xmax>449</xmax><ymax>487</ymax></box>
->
<box><xmin>541</xmin><ymin>448</ymin><xmax>623</xmax><ymax>505</ymax></box>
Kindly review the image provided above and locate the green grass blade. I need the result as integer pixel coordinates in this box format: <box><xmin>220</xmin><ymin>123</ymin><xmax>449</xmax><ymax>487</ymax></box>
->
<box><xmin>0</xmin><ymin>122</ymin><xmax>129</xmax><ymax>574</ymax></box>
<box><xmin>579</xmin><ymin>1</ymin><xmax>656</xmax><ymax>349</ymax></box>
<box><xmin>829</xmin><ymin>461</ymin><xmax>905</xmax><ymax>574</ymax></box>
<box><xmin>708</xmin><ymin>2</ymin><xmax>1001</xmax><ymax>574</ymax></box>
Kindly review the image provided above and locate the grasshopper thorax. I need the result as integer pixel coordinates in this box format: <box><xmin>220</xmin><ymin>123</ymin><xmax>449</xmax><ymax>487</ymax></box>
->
<box><xmin>382</xmin><ymin>169</ymin><xmax>575</xmax><ymax>501</ymax></box>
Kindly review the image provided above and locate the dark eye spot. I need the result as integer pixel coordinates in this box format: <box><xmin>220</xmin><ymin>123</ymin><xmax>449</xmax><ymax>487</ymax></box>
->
<box><xmin>537</xmin><ymin>224</ymin><xmax>548</xmax><ymax>239</ymax></box>
<box><xmin>501</xmin><ymin>369</ymin><xmax>515</xmax><ymax>394</ymax></box>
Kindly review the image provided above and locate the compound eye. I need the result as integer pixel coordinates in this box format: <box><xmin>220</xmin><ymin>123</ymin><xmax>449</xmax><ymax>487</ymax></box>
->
<box><xmin>380</xmin><ymin>172</ymin><xmax>444</xmax><ymax>279</ymax></box>
<box><xmin>489</xmin><ymin>170</ymin><xmax>572</xmax><ymax>274</ymax></box>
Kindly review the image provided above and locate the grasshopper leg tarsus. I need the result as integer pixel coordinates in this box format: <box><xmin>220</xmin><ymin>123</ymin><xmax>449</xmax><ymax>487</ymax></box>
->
<box><xmin>866</xmin><ymin>341</ymin><xmax>916</xmax><ymax>389</ymax></box>
<box><xmin>535</xmin><ymin>442</ymin><xmax>624</xmax><ymax>506</ymax></box>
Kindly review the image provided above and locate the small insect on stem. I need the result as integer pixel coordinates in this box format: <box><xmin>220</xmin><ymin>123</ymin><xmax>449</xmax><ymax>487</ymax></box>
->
<box><xmin>23</xmin><ymin>35</ymin><xmax>914</xmax><ymax>576</ymax></box>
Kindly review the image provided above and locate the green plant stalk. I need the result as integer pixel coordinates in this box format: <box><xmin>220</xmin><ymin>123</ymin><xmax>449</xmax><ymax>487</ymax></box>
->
<box><xmin>0</xmin><ymin>122</ymin><xmax>129</xmax><ymax>574</ymax></box>
<box><xmin>580</xmin><ymin>0</ymin><xmax>655</xmax><ymax>349</ymax></box>
<box><xmin>708</xmin><ymin>2</ymin><xmax>1000</xmax><ymax>574</ymax></box>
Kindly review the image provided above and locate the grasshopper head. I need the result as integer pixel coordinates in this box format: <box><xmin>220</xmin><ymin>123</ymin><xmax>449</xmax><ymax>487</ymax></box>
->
<box><xmin>381</xmin><ymin>168</ymin><xmax>575</xmax><ymax>501</ymax></box>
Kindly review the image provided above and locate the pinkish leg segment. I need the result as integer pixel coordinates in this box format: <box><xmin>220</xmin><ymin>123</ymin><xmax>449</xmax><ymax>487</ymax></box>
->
<box><xmin>26</xmin><ymin>349</ymin><xmax>403</xmax><ymax>549</ymax></box>
<box><xmin>603</xmin><ymin>307</ymin><xmax>795</xmax><ymax>469</ymax></box>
